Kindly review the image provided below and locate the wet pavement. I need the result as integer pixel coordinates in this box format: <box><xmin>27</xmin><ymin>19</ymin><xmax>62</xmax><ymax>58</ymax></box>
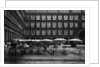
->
<box><xmin>4</xmin><ymin>45</ymin><xmax>85</xmax><ymax>64</ymax></box>
<box><xmin>4</xmin><ymin>54</ymin><xmax>85</xmax><ymax>64</ymax></box>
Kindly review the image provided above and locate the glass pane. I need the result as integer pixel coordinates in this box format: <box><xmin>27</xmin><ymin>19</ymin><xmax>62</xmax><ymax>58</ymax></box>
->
<box><xmin>75</xmin><ymin>22</ymin><xmax>78</xmax><ymax>28</ymax></box>
<box><xmin>64</xmin><ymin>30</ymin><xmax>68</xmax><ymax>35</ymax></box>
<box><xmin>58</xmin><ymin>15</ymin><xmax>62</xmax><ymax>20</ymax></box>
<box><xmin>26</xmin><ymin>23</ymin><xmax>29</xmax><ymax>27</ymax></box>
<box><xmin>47</xmin><ymin>22</ymin><xmax>51</xmax><ymax>28</ymax></box>
<box><xmin>52</xmin><ymin>22</ymin><xmax>56</xmax><ymax>28</ymax></box>
<box><xmin>52</xmin><ymin>30</ymin><xmax>57</xmax><ymax>35</ymax></box>
<box><xmin>64</xmin><ymin>15</ymin><xmax>68</xmax><ymax>20</ymax></box>
<box><xmin>36</xmin><ymin>30</ymin><xmax>40</xmax><ymax>35</ymax></box>
<box><xmin>69</xmin><ymin>30</ymin><xmax>74</xmax><ymax>35</ymax></box>
<box><xmin>42</xmin><ymin>30</ymin><xmax>46</xmax><ymax>35</ymax></box>
<box><xmin>36</xmin><ymin>15</ymin><xmax>40</xmax><ymax>20</ymax></box>
<box><xmin>47</xmin><ymin>30</ymin><xmax>51</xmax><ymax>35</ymax></box>
<box><xmin>82</xmin><ymin>23</ymin><xmax>85</xmax><ymax>28</ymax></box>
<box><xmin>74</xmin><ymin>15</ymin><xmax>78</xmax><ymax>20</ymax></box>
<box><xmin>52</xmin><ymin>15</ymin><xmax>57</xmax><ymax>20</ymax></box>
<box><xmin>41</xmin><ymin>22</ymin><xmax>46</xmax><ymax>28</ymax></box>
<box><xmin>58</xmin><ymin>30</ymin><xmax>62</xmax><ymax>35</ymax></box>
<box><xmin>26</xmin><ymin>30</ymin><xmax>29</xmax><ymax>35</ymax></box>
<box><xmin>31</xmin><ymin>23</ymin><xmax>35</xmax><ymax>28</ymax></box>
<box><xmin>58</xmin><ymin>22</ymin><xmax>62</xmax><ymax>28</ymax></box>
<box><xmin>82</xmin><ymin>15</ymin><xmax>85</xmax><ymax>20</ymax></box>
<box><xmin>64</xmin><ymin>22</ymin><xmax>68</xmax><ymax>28</ymax></box>
<box><xmin>31</xmin><ymin>30</ymin><xmax>35</xmax><ymax>35</ymax></box>
<box><xmin>70</xmin><ymin>22</ymin><xmax>73</xmax><ymax>28</ymax></box>
<box><xmin>47</xmin><ymin>15</ymin><xmax>51</xmax><ymax>20</ymax></box>
<box><xmin>69</xmin><ymin>15</ymin><xmax>74</xmax><ymax>20</ymax></box>
<box><xmin>42</xmin><ymin>15</ymin><xmax>46</xmax><ymax>20</ymax></box>
<box><xmin>36</xmin><ymin>22</ymin><xmax>40</xmax><ymax>28</ymax></box>
<box><xmin>30</xmin><ymin>15</ymin><xmax>35</xmax><ymax>20</ymax></box>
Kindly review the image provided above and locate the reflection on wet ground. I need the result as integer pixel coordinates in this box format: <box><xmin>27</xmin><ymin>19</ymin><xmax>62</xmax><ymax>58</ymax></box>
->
<box><xmin>5</xmin><ymin>54</ymin><xmax>85</xmax><ymax>64</ymax></box>
<box><xmin>4</xmin><ymin>46</ymin><xmax>85</xmax><ymax>64</ymax></box>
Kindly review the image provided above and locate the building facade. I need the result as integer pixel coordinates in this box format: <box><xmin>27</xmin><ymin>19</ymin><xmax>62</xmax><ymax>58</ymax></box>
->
<box><xmin>4</xmin><ymin>10</ymin><xmax>85</xmax><ymax>42</ymax></box>
<box><xmin>23</xmin><ymin>10</ymin><xmax>85</xmax><ymax>39</ymax></box>
<box><xmin>4</xmin><ymin>10</ymin><xmax>25</xmax><ymax>42</ymax></box>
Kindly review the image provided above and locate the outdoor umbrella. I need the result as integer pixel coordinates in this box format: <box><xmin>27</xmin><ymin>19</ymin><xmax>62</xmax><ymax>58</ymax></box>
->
<box><xmin>33</xmin><ymin>39</ymin><xmax>41</xmax><ymax>42</ymax></box>
<box><xmin>41</xmin><ymin>39</ymin><xmax>53</xmax><ymax>46</ymax></box>
<box><xmin>41</xmin><ymin>39</ymin><xmax>53</xmax><ymax>42</ymax></box>
<box><xmin>32</xmin><ymin>39</ymin><xmax>42</xmax><ymax>47</ymax></box>
<box><xmin>40</xmin><ymin>39</ymin><xmax>53</xmax><ymax>51</ymax></box>
<box><xmin>68</xmin><ymin>38</ymin><xmax>82</xmax><ymax>47</ymax></box>
<box><xmin>68</xmin><ymin>38</ymin><xmax>82</xmax><ymax>42</ymax></box>
<box><xmin>53</xmin><ymin>38</ymin><xmax>67</xmax><ymax>41</ymax></box>
<box><xmin>53</xmin><ymin>38</ymin><xmax>67</xmax><ymax>46</ymax></box>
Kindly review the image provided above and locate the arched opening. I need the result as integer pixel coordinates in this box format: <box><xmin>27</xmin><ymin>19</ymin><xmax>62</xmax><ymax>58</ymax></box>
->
<box><xmin>78</xmin><ymin>29</ymin><xmax>85</xmax><ymax>44</ymax></box>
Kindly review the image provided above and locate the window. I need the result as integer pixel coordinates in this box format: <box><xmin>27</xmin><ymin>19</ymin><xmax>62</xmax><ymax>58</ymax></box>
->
<box><xmin>41</xmin><ymin>22</ymin><xmax>46</xmax><ymax>28</ymax></box>
<box><xmin>75</xmin><ymin>22</ymin><xmax>78</xmax><ymax>28</ymax></box>
<box><xmin>36</xmin><ymin>22</ymin><xmax>40</xmax><ymax>28</ymax></box>
<box><xmin>42</xmin><ymin>30</ymin><xmax>46</xmax><ymax>35</ymax></box>
<box><xmin>52</xmin><ymin>30</ymin><xmax>57</xmax><ymax>35</ymax></box>
<box><xmin>69</xmin><ymin>15</ymin><xmax>74</xmax><ymax>20</ymax></box>
<box><xmin>47</xmin><ymin>30</ymin><xmax>51</xmax><ymax>35</ymax></box>
<box><xmin>58</xmin><ymin>15</ymin><xmax>62</xmax><ymax>20</ymax></box>
<box><xmin>47</xmin><ymin>15</ymin><xmax>51</xmax><ymax>20</ymax></box>
<box><xmin>58</xmin><ymin>30</ymin><xmax>62</xmax><ymax>35</ymax></box>
<box><xmin>64</xmin><ymin>22</ymin><xmax>68</xmax><ymax>28</ymax></box>
<box><xmin>74</xmin><ymin>15</ymin><xmax>79</xmax><ymax>20</ymax></box>
<box><xmin>69</xmin><ymin>30</ymin><xmax>74</xmax><ymax>35</ymax></box>
<box><xmin>6</xmin><ymin>30</ymin><xmax>8</xmax><ymax>41</ymax></box>
<box><xmin>36</xmin><ymin>15</ymin><xmax>40</xmax><ymax>20</ymax></box>
<box><xmin>30</xmin><ymin>15</ymin><xmax>35</xmax><ymax>20</ymax></box>
<box><xmin>31</xmin><ymin>30</ymin><xmax>35</xmax><ymax>35</ymax></box>
<box><xmin>82</xmin><ymin>15</ymin><xmax>85</xmax><ymax>20</ymax></box>
<box><xmin>58</xmin><ymin>22</ymin><xmax>62</xmax><ymax>28</ymax></box>
<box><xmin>70</xmin><ymin>22</ymin><xmax>74</xmax><ymax>28</ymax></box>
<box><xmin>42</xmin><ymin>15</ymin><xmax>46</xmax><ymax>20</ymax></box>
<box><xmin>64</xmin><ymin>15</ymin><xmax>68</xmax><ymax>20</ymax></box>
<box><xmin>24</xmin><ymin>30</ymin><xmax>25</xmax><ymax>35</ymax></box>
<box><xmin>47</xmin><ymin>22</ymin><xmax>51</xmax><ymax>28</ymax></box>
<box><xmin>52</xmin><ymin>22</ymin><xmax>56</xmax><ymax>28</ymax></box>
<box><xmin>64</xmin><ymin>30</ymin><xmax>68</xmax><ymax>35</ymax></box>
<box><xmin>52</xmin><ymin>15</ymin><xmax>57</xmax><ymax>20</ymax></box>
<box><xmin>31</xmin><ymin>23</ymin><xmax>35</xmax><ymax>28</ymax></box>
<box><xmin>82</xmin><ymin>23</ymin><xmax>85</xmax><ymax>28</ymax></box>
<box><xmin>25</xmin><ymin>30</ymin><xmax>29</xmax><ymax>35</ymax></box>
<box><xmin>18</xmin><ymin>23</ymin><xmax>23</xmax><ymax>30</ymax></box>
<box><xmin>36</xmin><ymin>30</ymin><xmax>40</xmax><ymax>35</ymax></box>
<box><xmin>26</xmin><ymin>22</ymin><xmax>29</xmax><ymax>27</ymax></box>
